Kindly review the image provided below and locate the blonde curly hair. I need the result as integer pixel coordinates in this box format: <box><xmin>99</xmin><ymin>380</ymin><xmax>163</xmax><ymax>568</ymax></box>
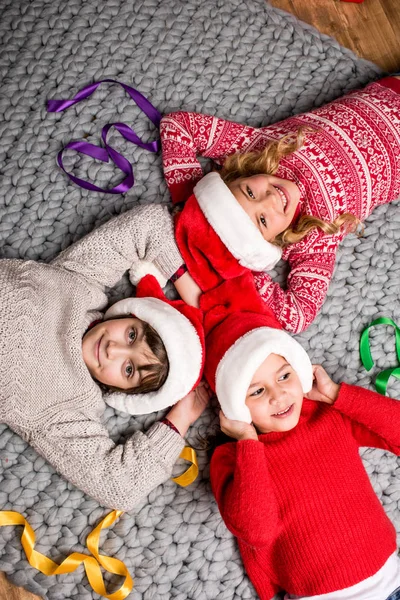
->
<box><xmin>220</xmin><ymin>127</ymin><xmax>362</xmax><ymax>247</ymax></box>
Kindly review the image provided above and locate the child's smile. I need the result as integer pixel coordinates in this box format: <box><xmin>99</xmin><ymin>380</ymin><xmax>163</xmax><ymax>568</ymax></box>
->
<box><xmin>270</xmin><ymin>403</ymin><xmax>295</xmax><ymax>418</ymax></box>
<box><xmin>227</xmin><ymin>174</ymin><xmax>300</xmax><ymax>242</ymax></box>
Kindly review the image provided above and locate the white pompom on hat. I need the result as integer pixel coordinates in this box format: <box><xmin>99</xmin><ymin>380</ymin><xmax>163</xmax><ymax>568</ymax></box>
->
<box><xmin>103</xmin><ymin>275</ymin><xmax>204</xmax><ymax>415</ymax></box>
<box><xmin>202</xmin><ymin>274</ymin><xmax>313</xmax><ymax>423</ymax></box>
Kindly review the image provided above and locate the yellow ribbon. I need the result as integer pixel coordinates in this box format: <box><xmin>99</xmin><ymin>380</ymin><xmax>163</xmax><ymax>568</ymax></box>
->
<box><xmin>0</xmin><ymin>446</ymin><xmax>198</xmax><ymax>598</ymax></box>
<box><xmin>0</xmin><ymin>509</ymin><xmax>132</xmax><ymax>599</ymax></box>
<box><xmin>172</xmin><ymin>446</ymin><xmax>199</xmax><ymax>486</ymax></box>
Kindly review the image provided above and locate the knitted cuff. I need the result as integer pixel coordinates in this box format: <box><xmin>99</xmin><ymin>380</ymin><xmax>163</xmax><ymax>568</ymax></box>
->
<box><xmin>153</xmin><ymin>207</ymin><xmax>185</xmax><ymax>279</ymax></box>
<box><xmin>147</xmin><ymin>421</ymin><xmax>185</xmax><ymax>464</ymax></box>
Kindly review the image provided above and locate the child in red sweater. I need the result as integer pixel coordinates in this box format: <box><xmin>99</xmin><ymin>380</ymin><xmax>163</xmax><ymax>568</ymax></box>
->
<box><xmin>161</xmin><ymin>75</ymin><xmax>400</xmax><ymax>334</ymax></box>
<box><xmin>202</xmin><ymin>275</ymin><xmax>400</xmax><ymax>599</ymax></box>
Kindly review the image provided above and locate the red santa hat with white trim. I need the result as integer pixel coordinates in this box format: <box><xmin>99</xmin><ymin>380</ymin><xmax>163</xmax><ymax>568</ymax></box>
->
<box><xmin>175</xmin><ymin>171</ymin><xmax>282</xmax><ymax>291</ymax></box>
<box><xmin>103</xmin><ymin>274</ymin><xmax>205</xmax><ymax>415</ymax></box>
<box><xmin>201</xmin><ymin>274</ymin><xmax>312</xmax><ymax>423</ymax></box>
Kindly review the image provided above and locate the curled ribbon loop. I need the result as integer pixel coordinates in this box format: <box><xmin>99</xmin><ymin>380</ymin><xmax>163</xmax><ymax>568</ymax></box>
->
<box><xmin>0</xmin><ymin>509</ymin><xmax>132</xmax><ymax>599</ymax></box>
<box><xmin>0</xmin><ymin>448</ymin><xmax>198</xmax><ymax>597</ymax></box>
<box><xmin>173</xmin><ymin>446</ymin><xmax>199</xmax><ymax>487</ymax></box>
<box><xmin>47</xmin><ymin>79</ymin><xmax>162</xmax><ymax>194</ymax></box>
<box><xmin>360</xmin><ymin>317</ymin><xmax>400</xmax><ymax>395</ymax></box>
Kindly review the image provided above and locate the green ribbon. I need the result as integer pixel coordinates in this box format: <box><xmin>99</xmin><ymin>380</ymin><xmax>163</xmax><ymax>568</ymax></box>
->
<box><xmin>360</xmin><ymin>317</ymin><xmax>400</xmax><ymax>395</ymax></box>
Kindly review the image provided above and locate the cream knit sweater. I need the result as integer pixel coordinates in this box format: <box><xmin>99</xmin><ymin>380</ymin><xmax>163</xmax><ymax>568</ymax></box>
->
<box><xmin>0</xmin><ymin>204</ymin><xmax>186</xmax><ymax>511</ymax></box>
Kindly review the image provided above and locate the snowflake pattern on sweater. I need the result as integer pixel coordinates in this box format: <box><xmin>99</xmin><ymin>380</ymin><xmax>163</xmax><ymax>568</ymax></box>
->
<box><xmin>161</xmin><ymin>78</ymin><xmax>400</xmax><ymax>333</ymax></box>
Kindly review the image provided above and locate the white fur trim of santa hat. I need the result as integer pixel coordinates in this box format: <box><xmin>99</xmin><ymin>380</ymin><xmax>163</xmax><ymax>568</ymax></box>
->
<box><xmin>194</xmin><ymin>172</ymin><xmax>282</xmax><ymax>272</ymax></box>
<box><xmin>103</xmin><ymin>296</ymin><xmax>203</xmax><ymax>415</ymax></box>
<box><xmin>216</xmin><ymin>327</ymin><xmax>313</xmax><ymax>423</ymax></box>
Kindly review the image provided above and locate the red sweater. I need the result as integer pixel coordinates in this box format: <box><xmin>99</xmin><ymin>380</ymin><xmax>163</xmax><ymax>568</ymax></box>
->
<box><xmin>209</xmin><ymin>383</ymin><xmax>400</xmax><ymax>598</ymax></box>
<box><xmin>161</xmin><ymin>77</ymin><xmax>400</xmax><ymax>333</ymax></box>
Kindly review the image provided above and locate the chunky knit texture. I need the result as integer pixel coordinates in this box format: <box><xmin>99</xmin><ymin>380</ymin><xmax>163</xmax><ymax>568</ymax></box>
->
<box><xmin>210</xmin><ymin>383</ymin><xmax>400</xmax><ymax>598</ymax></box>
<box><xmin>0</xmin><ymin>204</ymin><xmax>185</xmax><ymax>511</ymax></box>
<box><xmin>0</xmin><ymin>0</ymin><xmax>388</xmax><ymax>597</ymax></box>
<box><xmin>161</xmin><ymin>78</ymin><xmax>400</xmax><ymax>334</ymax></box>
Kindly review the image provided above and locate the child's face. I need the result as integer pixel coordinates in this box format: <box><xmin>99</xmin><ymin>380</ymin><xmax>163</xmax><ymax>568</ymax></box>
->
<box><xmin>82</xmin><ymin>317</ymin><xmax>159</xmax><ymax>390</ymax></box>
<box><xmin>246</xmin><ymin>353</ymin><xmax>304</xmax><ymax>433</ymax></box>
<box><xmin>227</xmin><ymin>174</ymin><xmax>300</xmax><ymax>241</ymax></box>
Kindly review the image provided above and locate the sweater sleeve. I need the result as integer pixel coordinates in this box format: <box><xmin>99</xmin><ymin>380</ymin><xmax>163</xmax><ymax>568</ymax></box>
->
<box><xmin>210</xmin><ymin>440</ymin><xmax>278</xmax><ymax>547</ymax></box>
<box><xmin>333</xmin><ymin>382</ymin><xmax>400</xmax><ymax>454</ymax></box>
<box><xmin>27</xmin><ymin>417</ymin><xmax>185</xmax><ymax>511</ymax></box>
<box><xmin>50</xmin><ymin>204</ymin><xmax>183</xmax><ymax>289</ymax></box>
<box><xmin>253</xmin><ymin>230</ymin><xmax>340</xmax><ymax>333</ymax></box>
<box><xmin>160</xmin><ymin>111</ymin><xmax>262</xmax><ymax>205</ymax></box>
<box><xmin>161</xmin><ymin>111</ymin><xmax>344</xmax><ymax>334</ymax></box>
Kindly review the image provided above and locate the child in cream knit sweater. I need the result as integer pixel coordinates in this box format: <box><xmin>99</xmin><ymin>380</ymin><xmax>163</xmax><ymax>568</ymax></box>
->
<box><xmin>0</xmin><ymin>203</ymin><xmax>206</xmax><ymax>511</ymax></box>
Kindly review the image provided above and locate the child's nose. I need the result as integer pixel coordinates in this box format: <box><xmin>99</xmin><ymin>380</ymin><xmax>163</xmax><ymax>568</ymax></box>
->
<box><xmin>260</xmin><ymin>188</ymin><xmax>276</xmax><ymax>207</ymax></box>
<box><xmin>269</xmin><ymin>391</ymin><xmax>285</xmax><ymax>406</ymax></box>
<box><xmin>106</xmin><ymin>340</ymin><xmax>125</xmax><ymax>360</ymax></box>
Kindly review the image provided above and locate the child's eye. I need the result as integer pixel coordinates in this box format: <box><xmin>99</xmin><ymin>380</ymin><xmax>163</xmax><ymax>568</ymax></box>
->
<box><xmin>125</xmin><ymin>362</ymin><xmax>134</xmax><ymax>378</ymax></box>
<box><xmin>260</xmin><ymin>215</ymin><xmax>267</xmax><ymax>228</ymax></box>
<box><xmin>278</xmin><ymin>372</ymin><xmax>290</xmax><ymax>382</ymax></box>
<box><xmin>246</xmin><ymin>185</ymin><xmax>255</xmax><ymax>200</ymax></box>
<box><xmin>128</xmin><ymin>328</ymin><xmax>137</xmax><ymax>344</ymax></box>
<box><xmin>250</xmin><ymin>387</ymin><xmax>264</xmax><ymax>397</ymax></box>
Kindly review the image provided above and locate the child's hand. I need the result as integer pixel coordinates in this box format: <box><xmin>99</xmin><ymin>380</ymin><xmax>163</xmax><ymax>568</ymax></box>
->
<box><xmin>165</xmin><ymin>381</ymin><xmax>212</xmax><ymax>436</ymax></box>
<box><xmin>173</xmin><ymin>271</ymin><xmax>202</xmax><ymax>308</ymax></box>
<box><xmin>305</xmin><ymin>365</ymin><xmax>340</xmax><ymax>405</ymax></box>
<box><xmin>219</xmin><ymin>410</ymin><xmax>259</xmax><ymax>441</ymax></box>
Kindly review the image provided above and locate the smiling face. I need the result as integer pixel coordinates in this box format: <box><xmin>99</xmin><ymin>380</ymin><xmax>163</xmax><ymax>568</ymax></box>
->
<box><xmin>82</xmin><ymin>316</ymin><xmax>161</xmax><ymax>390</ymax></box>
<box><xmin>246</xmin><ymin>353</ymin><xmax>304</xmax><ymax>433</ymax></box>
<box><xmin>227</xmin><ymin>174</ymin><xmax>300</xmax><ymax>242</ymax></box>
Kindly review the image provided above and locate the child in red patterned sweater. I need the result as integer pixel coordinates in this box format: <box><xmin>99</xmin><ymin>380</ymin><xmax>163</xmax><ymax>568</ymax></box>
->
<box><xmin>202</xmin><ymin>275</ymin><xmax>400</xmax><ymax>600</ymax></box>
<box><xmin>161</xmin><ymin>75</ymin><xmax>400</xmax><ymax>334</ymax></box>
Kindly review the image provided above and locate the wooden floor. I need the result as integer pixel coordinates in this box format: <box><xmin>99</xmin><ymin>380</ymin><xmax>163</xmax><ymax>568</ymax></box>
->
<box><xmin>269</xmin><ymin>0</ymin><xmax>400</xmax><ymax>72</ymax></box>
<box><xmin>0</xmin><ymin>1</ymin><xmax>399</xmax><ymax>599</ymax></box>
<box><xmin>0</xmin><ymin>573</ymin><xmax>40</xmax><ymax>600</ymax></box>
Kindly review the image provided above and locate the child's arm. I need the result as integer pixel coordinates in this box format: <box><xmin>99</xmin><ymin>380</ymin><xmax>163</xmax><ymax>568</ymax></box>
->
<box><xmin>307</xmin><ymin>364</ymin><xmax>400</xmax><ymax>454</ymax></box>
<box><xmin>210</xmin><ymin>442</ymin><xmax>279</xmax><ymax>597</ymax></box>
<box><xmin>254</xmin><ymin>231</ymin><xmax>339</xmax><ymax>333</ymax></box>
<box><xmin>210</xmin><ymin>414</ymin><xmax>278</xmax><ymax>547</ymax></box>
<box><xmin>334</xmin><ymin>383</ymin><xmax>400</xmax><ymax>454</ymax></box>
<box><xmin>51</xmin><ymin>204</ymin><xmax>183</xmax><ymax>290</ymax></box>
<box><xmin>160</xmin><ymin>111</ymin><xmax>262</xmax><ymax>205</ymax></box>
<box><xmin>173</xmin><ymin>270</ymin><xmax>202</xmax><ymax>308</ymax></box>
<box><xmin>25</xmin><ymin>385</ymin><xmax>209</xmax><ymax>511</ymax></box>
<box><xmin>161</xmin><ymin>112</ymin><xmax>340</xmax><ymax>333</ymax></box>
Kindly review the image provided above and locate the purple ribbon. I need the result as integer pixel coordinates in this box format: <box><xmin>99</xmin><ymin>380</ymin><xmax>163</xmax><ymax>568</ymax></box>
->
<box><xmin>47</xmin><ymin>79</ymin><xmax>162</xmax><ymax>193</ymax></box>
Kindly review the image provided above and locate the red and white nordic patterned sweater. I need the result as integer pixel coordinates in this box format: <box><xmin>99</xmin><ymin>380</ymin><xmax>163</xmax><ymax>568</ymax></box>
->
<box><xmin>161</xmin><ymin>77</ymin><xmax>400</xmax><ymax>333</ymax></box>
<box><xmin>210</xmin><ymin>383</ymin><xmax>400</xmax><ymax>598</ymax></box>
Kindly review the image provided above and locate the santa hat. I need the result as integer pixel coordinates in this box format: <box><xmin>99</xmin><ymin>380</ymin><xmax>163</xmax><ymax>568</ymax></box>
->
<box><xmin>103</xmin><ymin>275</ymin><xmax>205</xmax><ymax>415</ymax></box>
<box><xmin>202</xmin><ymin>275</ymin><xmax>312</xmax><ymax>423</ymax></box>
<box><xmin>175</xmin><ymin>172</ymin><xmax>282</xmax><ymax>291</ymax></box>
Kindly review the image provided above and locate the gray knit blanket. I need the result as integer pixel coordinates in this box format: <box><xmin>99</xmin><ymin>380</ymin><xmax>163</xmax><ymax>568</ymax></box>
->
<box><xmin>0</xmin><ymin>0</ymin><xmax>395</xmax><ymax>598</ymax></box>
